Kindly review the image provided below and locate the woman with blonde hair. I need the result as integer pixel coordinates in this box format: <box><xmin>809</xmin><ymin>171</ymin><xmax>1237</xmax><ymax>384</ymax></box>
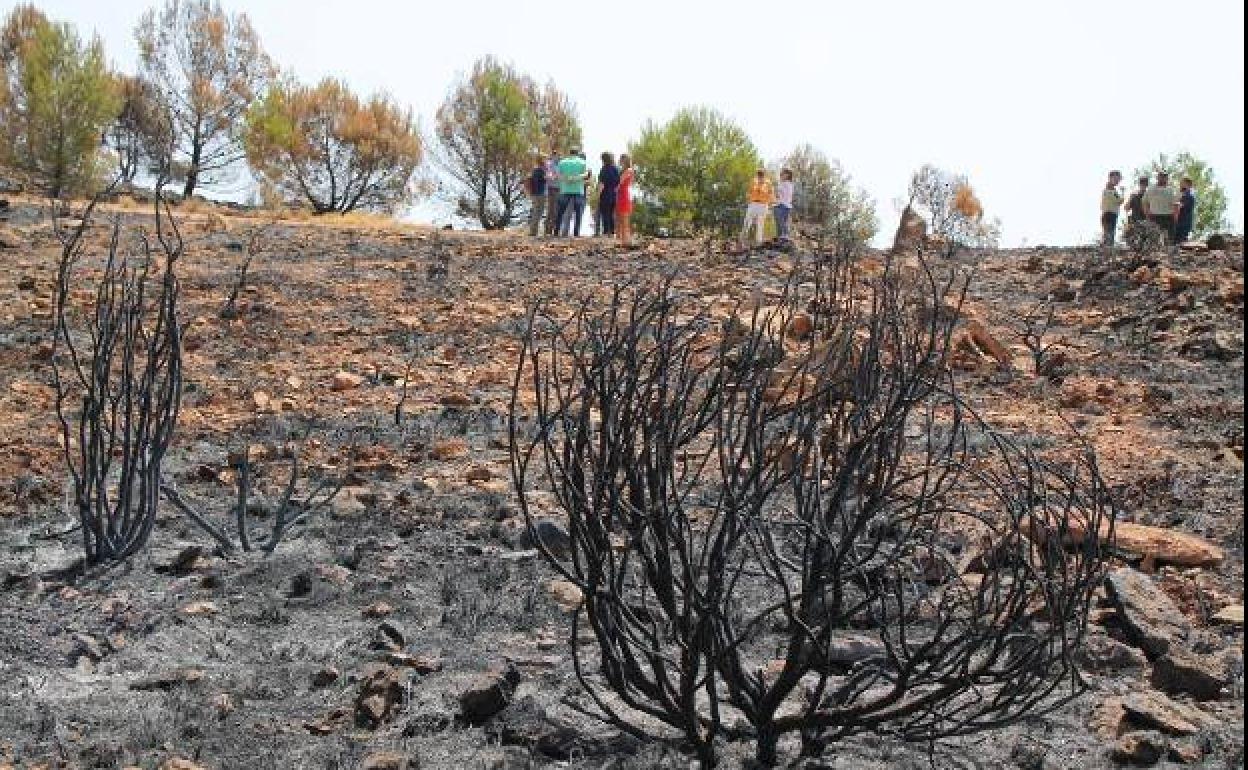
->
<box><xmin>616</xmin><ymin>153</ymin><xmax>635</xmax><ymax>247</ymax></box>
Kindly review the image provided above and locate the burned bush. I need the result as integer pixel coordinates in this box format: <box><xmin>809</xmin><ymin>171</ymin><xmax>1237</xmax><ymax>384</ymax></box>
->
<box><xmin>509</xmin><ymin>253</ymin><xmax>1112</xmax><ymax>766</ymax></box>
<box><xmin>52</xmin><ymin>190</ymin><xmax>184</xmax><ymax>565</ymax></box>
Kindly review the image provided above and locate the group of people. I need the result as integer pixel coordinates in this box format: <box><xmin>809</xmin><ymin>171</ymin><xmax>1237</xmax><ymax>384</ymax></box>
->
<box><xmin>1100</xmin><ymin>169</ymin><xmax>1196</xmax><ymax>249</ymax></box>
<box><xmin>525</xmin><ymin>152</ymin><xmax>799</xmax><ymax>248</ymax></box>
<box><xmin>525</xmin><ymin>149</ymin><xmax>635</xmax><ymax>246</ymax></box>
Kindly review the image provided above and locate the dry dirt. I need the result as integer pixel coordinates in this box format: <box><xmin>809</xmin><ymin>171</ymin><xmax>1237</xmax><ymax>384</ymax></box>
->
<box><xmin>0</xmin><ymin>199</ymin><xmax>1243</xmax><ymax>769</ymax></box>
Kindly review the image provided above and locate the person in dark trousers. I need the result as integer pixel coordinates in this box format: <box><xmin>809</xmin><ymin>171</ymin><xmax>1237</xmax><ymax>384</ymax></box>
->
<box><xmin>1125</xmin><ymin>176</ymin><xmax>1148</xmax><ymax>227</ymax></box>
<box><xmin>526</xmin><ymin>154</ymin><xmax>547</xmax><ymax>236</ymax></box>
<box><xmin>596</xmin><ymin>152</ymin><xmax>620</xmax><ymax>237</ymax></box>
<box><xmin>1100</xmin><ymin>170</ymin><xmax>1123</xmax><ymax>248</ymax></box>
<box><xmin>1175</xmin><ymin>176</ymin><xmax>1197</xmax><ymax>244</ymax></box>
<box><xmin>544</xmin><ymin>149</ymin><xmax>560</xmax><ymax>236</ymax></box>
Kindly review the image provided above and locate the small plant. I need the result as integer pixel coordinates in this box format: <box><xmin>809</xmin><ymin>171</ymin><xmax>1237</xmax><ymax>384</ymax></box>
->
<box><xmin>52</xmin><ymin>186</ymin><xmax>184</xmax><ymax>565</ymax></box>
<box><xmin>161</xmin><ymin>438</ymin><xmax>349</xmax><ymax>554</ymax></box>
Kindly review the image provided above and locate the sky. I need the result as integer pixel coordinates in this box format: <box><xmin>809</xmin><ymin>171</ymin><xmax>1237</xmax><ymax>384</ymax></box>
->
<box><xmin>21</xmin><ymin>0</ymin><xmax>1247</xmax><ymax>246</ymax></box>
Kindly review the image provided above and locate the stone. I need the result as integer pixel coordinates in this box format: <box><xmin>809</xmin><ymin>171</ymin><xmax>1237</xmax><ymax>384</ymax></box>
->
<box><xmin>360</xmin><ymin>752</ymin><xmax>419</xmax><ymax>770</ymax></box>
<box><xmin>1110</xmin><ymin>731</ymin><xmax>1167</xmax><ymax>766</ymax></box>
<box><xmin>1089</xmin><ymin>697</ymin><xmax>1127</xmax><ymax>740</ymax></box>
<box><xmin>459</xmin><ymin>662</ymin><xmax>521</xmax><ymax>724</ymax></box>
<box><xmin>385</xmin><ymin>653</ymin><xmax>443</xmax><ymax>674</ymax></box>
<box><xmin>161</xmin><ymin>760</ymin><xmax>210</xmax><ymax>770</ymax></box>
<box><xmin>1104</xmin><ymin>568</ymin><xmax>1191</xmax><ymax>658</ymax></box>
<box><xmin>965</xmin><ymin>320</ymin><xmax>1012</xmax><ymax>366</ymax></box>
<box><xmin>130</xmin><ymin>667</ymin><xmax>204</xmax><ymax>691</ymax></box>
<box><xmin>1150</xmin><ymin>648</ymin><xmax>1230</xmax><ymax>700</ymax></box>
<box><xmin>788</xmin><ymin>312</ymin><xmax>815</xmax><ymax>340</ymax></box>
<box><xmin>179</xmin><ymin>600</ymin><xmax>219</xmax><ymax>616</ymax></box>
<box><xmin>363</xmin><ymin>601</ymin><xmax>394</xmax><ymax>619</ymax></box>
<box><xmin>1166</xmin><ymin>739</ymin><xmax>1205</xmax><ymax>764</ymax></box>
<box><xmin>517</xmin><ymin>520</ymin><xmax>572</xmax><ymax>560</ymax></box>
<box><xmin>0</xmin><ymin>225</ymin><xmax>24</xmax><ymax>249</ymax></box>
<box><xmin>252</xmin><ymin>391</ymin><xmax>271</xmax><ymax>411</ymax></box>
<box><xmin>547</xmin><ymin>580</ymin><xmax>583</xmax><ymax>612</ymax></box>
<box><xmin>354</xmin><ymin>664</ymin><xmax>404</xmax><ymax>728</ymax></box>
<box><xmin>1076</xmin><ymin>633</ymin><xmax>1149</xmax><ymax>673</ymax></box>
<box><xmin>1211</xmin><ymin>604</ymin><xmax>1244</xmax><ymax>626</ymax></box>
<box><xmin>1112</xmin><ymin>522</ymin><xmax>1225</xmax><ymax>568</ymax></box>
<box><xmin>439</xmin><ymin>392</ymin><xmax>474</xmax><ymax>407</ymax></box>
<box><xmin>16</xmin><ymin>275</ymin><xmax>35</xmax><ymax>291</ymax></box>
<box><xmin>331</xmin><ymin>371</ymin><xmax>364</xmax><ymax>391</ymax></box>
<box><xmin>465</xmin><ymin>466</ymin><xmax>493</xmax><ymax>482</ymax></box>
<box><xmin>371</xmin><ymin>620</ymin><xmax>406</xmax><ymax>652</ymax></box>
<box><xmin>430</xmin><ymin>438</ymin><xmax>469</xmax><ymax>461</ymax></box>
<box><xmin>890</xmin><ymin>204</ymin><xmax>927</xmax><ymax>254</ymax></box>
<box><xmin>311</xmin><ymin>666</ymin><xmax>340</xmax><ymax>688</ymax></box>
<box><xmin>1121</xmin><ymin>691</ymin><xmax>1213</xmax><ymax>736</ymax></box>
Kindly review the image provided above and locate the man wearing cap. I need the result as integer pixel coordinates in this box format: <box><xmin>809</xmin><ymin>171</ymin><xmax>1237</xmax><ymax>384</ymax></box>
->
<box><xmin>1175</xmin><ymin>177</ymin><xmax>1197</xmax><ymax>245</ymax></box>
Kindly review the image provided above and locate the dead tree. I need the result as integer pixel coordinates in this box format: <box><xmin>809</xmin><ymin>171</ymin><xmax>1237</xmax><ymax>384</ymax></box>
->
<box><xmin>52</xmin><ymin>187</ymin><xmax>184</xmax><ymax>565</ymax></box>
<box><xmin>220</xmin><ymin>225</ymin><xmax>271</xmax><ymax>319</ymax></box>
<box><xmin>510</xmin><ymin>253</ymin><xmax>1112</xmax><ymax>766</ymax></box>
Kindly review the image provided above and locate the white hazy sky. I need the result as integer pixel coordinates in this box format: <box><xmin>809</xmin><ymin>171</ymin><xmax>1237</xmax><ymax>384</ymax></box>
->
<box><xmin>22</xmin><ymin>0</ymin><xmax>1247</xmax><ymax>245</ymax></box>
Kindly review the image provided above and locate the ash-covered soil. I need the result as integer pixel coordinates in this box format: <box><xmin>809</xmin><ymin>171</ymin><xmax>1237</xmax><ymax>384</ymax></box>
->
<box><xmin>0</xmin><ymin>200</ymin><xmax>1242</xmax><ymax>769</ymax></box>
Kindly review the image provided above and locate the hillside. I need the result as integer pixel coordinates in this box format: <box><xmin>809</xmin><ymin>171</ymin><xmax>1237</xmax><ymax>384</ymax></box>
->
<box><xmin>0</xmin><ymin>198</ymin><xmax>1243</xmax><ymax>769</ymax></box>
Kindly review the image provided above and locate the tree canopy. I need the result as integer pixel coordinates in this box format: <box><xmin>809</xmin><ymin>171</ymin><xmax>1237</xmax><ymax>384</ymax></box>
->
<box><xmin>628</xmin><ymin>106</ymin><xmax>760</xmax><ymax>237</ymax></box>
<box><xmin>136</xmin><ymin>0</ymin><xmax>272</xmax><ymax>197</ymax></box>
<box><xmin>435</xmin><ymin>56</ymin><xmax>581</xmax><ymax>230</ymax></box>
<box><xmin>245</xmin><ymin>76</ymin><xmax>423</xmax><ymax>214</ymax></box>
<box><xmin>775</xmin><ymin>144</ymin><xmax>877</xmax><ymax>249</ymax></box>
<box><xmin>0</xmin><ymin>5</ymin><xmax>119</xmax><ymax>197</ymax></box>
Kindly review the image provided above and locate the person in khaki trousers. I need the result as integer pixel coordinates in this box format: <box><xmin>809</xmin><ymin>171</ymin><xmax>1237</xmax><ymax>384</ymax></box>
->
<box><xmin>741</xmin><ymin>168</ymin><xmax>773</xmax><ymax>246</ymax></box>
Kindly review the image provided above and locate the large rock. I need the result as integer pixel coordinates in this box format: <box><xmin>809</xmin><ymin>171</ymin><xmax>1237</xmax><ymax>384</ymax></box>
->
<box><xmin>459</xmin><ymin>663</ymin><xmax>521</xmax><ymax>724</ymax></box>
<box><xmin>1150</xmin><ymin>648</ymin><xmax>1230</xmax><ymax>700</ymax></box>
<box><xmin>1121</xmin><ymin>691</ymin><xmax>1214</xmax><ymax>736</ymax></box>
<box><xmin>1110</xmin><ymin>731</ymin><xmax>1167</xmax><ymax>766</ymax></box>
<box><xmin>1112</xmin><ymin>522</ymin><xmax>1225</xmax><ymax>567</ymax></box>
<box><xmin>1104</xmin><ymin>568</ymin><xmax>1191</xmax><ymax>658</ymax></box>
<box><xmin>354</xmin><ymin>664</ymin><xmax>404</xmax><ymax>728</ymax></box>
<box><xmin>890</xmin><ymin>204</ymin><xmax>927</xmax><ymax>254</ymax></box>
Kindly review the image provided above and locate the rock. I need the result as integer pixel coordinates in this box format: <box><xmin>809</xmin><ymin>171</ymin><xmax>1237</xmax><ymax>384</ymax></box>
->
<box><xmin>1076</xmin><ymin>634</ymin><xmax>1149</xmax><ymax>672</ymax></box>
<box><xmin>965</xmin><ymin>320</ymin><xmax>1012</xmax><ymax>366</ymax></box>
<box><xmin>1167</xmin><ymin>739</ymin><xmax>1205</xmax><ymax>764</ymax></box>
<box><xmin>252</xmin><ymin>390</ymin><xmax>271</xmax><ymax>411</ymax></box>
<box><xmin>1150</xmin><ymin>647</ymin><xmax>1230</xmax><ymax>700</ymax></box>
<box><xmin>385</xmin><ymin>653</ymin><xmax>443</xmax><ymax>674</ymax></box>
<box><xmin>1130</xmin><ymin>266</ymin><xmax>1154</xmax><ymax>286</ymax></box>
<box><xmin>547</xmin><ymin>580</ymin><xmax>583</xmax><ymax>612</ymax></box>
<box><xmin>1112</xmin><ymin>522</ymin><xmax>1225</xmax><ymax>568</ymax></box>
<box><xmin>465</xmin><ymin>466</ymin><xmax>493</xmax><ymax>482</ymax></box>
<box><xmin>1049</xmin><ymin>280</ymin><xmax>1077</xmax><ymax>302</ymax></box>
<box><xmin>71</xmin><ymin>633</ymin><xmax>105</xmax><ymax>663</ymax></box>
<box><xmin>788</xmin><ymin>312</ymin><xmax>815</xmax><ymax>340</ymax></box>
<box><xmin>330</xmin><ymin>490</ymin><xmax>367</xmax><ymax>519</ymax></box>
<box><xmin>1206</xmin><ymin>233</ymin><xmax>1229</xmax><ymax>251</ymax></box>
<box><xmin>0</xmin><ymin>225</ymin><xmax>24</xmax><ymax>249</ymax></box>
<box><xmin>363</xmin><ymin>601</ymin><xmax>394</xmax><ymax>619</ymax></box>
<box><xmin>517</xmin><ymin>520</ymin><xmax>572</xmax><ymax>560</ymax></box>
<box><xmin>430</xmin><ymin>438</ymin><xmax>468</xmax><ymax>461</ymax></box>
<box><xmin>212</xmin><ymin>692</ymin><xmax>236</xmax><ymax>718</ymax></box>
<box><xmin>1104</xmin><ymin>568</ymin><xmax>1191</xmax><ymax>658</ymax></box>
<box><xmin>488</xmin><ymin>694</ymin><xmax>638</xmax><ymax>760</ymax></box>
<box><xmin>360</xmin><ymin>751</ymin><xmax>419</xmax><ymax>770</ymax></box>
<box><xmin>178</xmin><ymin>600</ymin><xmax>219</xmax><ymax>616</ymax></box>
<box><xmin>331</xmin><ymin>371</ymin><xmax>364</xmax><ymax>391</ymax></box>
<box><xmin>311</xmin><ymin>666</ymin><xmax>340</xmax><ymax>688</ymax></box>
<box><xmin>1089</xmin><ymin>697</ymin><xmax>1127</xmax><ymax>740</ymax></box>
<box><xmin>459</xmin><ymin>662</ymin><xmax>521</xmax><ymax>724</ymax></box>
<box><xmin>16</xmin><ymin>275</ymin><xmax>35</xmax><ymax>291</ymax></box>
<box><xmin>161</xmin><ymin>760</ymin><xmax>210</xmax><ymax>770</ymax></box>
<box><xmin>1121</xmin><ymin>691</ymin><xmax>1213</xmax><ymax>735</ymax></box>
<box><xmin>439</xmin><ymin>392</ymin><xmax>474</xmax><ymax>407</ymax></box>
<box><xmin>1110</xmin><ymin>731</ymin><xmax>1167</xmax><ymax>766</ymax></box>
<box><xmin>354</xmin><ymin>664</ymin><xmax>404</xmax><ymax>728</ymax></box>
<box><xmin>371</xmin><ymin>620</ymin><xmax>406</xmax><ymax>652</ymax></box>
<box><xmin>1211</xmin><ymin>604</ymin><xmax>1244</xmax><ymax>626</ymax></box>
<box><xmin>890</xmin><ymin>204</ymin><xmax>927</xmax><ymax>254</ymax></box>
<box><xmin>130</xmin><ymin>667</ymin><xmax>204</xmax><ymax>691</ymax></box>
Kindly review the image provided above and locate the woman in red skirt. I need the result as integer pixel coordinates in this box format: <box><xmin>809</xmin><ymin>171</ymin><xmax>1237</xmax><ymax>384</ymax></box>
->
<box><xmin>616</xmin><ymin>154</ymin><xmax>634</xmax><ymax>248</ymax></box>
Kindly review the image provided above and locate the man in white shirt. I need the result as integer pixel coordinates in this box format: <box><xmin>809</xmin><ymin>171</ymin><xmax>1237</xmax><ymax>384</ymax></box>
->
<box><xmin>773</xmin><ymin>168</ymin><xmax>795</xmax><ymax>243</ymax></box>
<box><xmin>1144</xmin><ymin>171</ymin><xmax>1178</xmax><ymax>246</ymax></box>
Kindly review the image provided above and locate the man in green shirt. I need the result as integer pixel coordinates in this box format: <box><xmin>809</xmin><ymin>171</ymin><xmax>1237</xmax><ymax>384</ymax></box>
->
<box><xmin>555</xmin><ymin>150</ymin><xmax>589</xmax><ymax>236</ymax></box>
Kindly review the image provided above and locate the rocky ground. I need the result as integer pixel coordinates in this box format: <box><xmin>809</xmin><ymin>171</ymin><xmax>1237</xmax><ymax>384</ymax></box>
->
<box><xmin>0</xmin><ymin>198</ymin><xmax>1243</xmax><ymax>769</ymax></box>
